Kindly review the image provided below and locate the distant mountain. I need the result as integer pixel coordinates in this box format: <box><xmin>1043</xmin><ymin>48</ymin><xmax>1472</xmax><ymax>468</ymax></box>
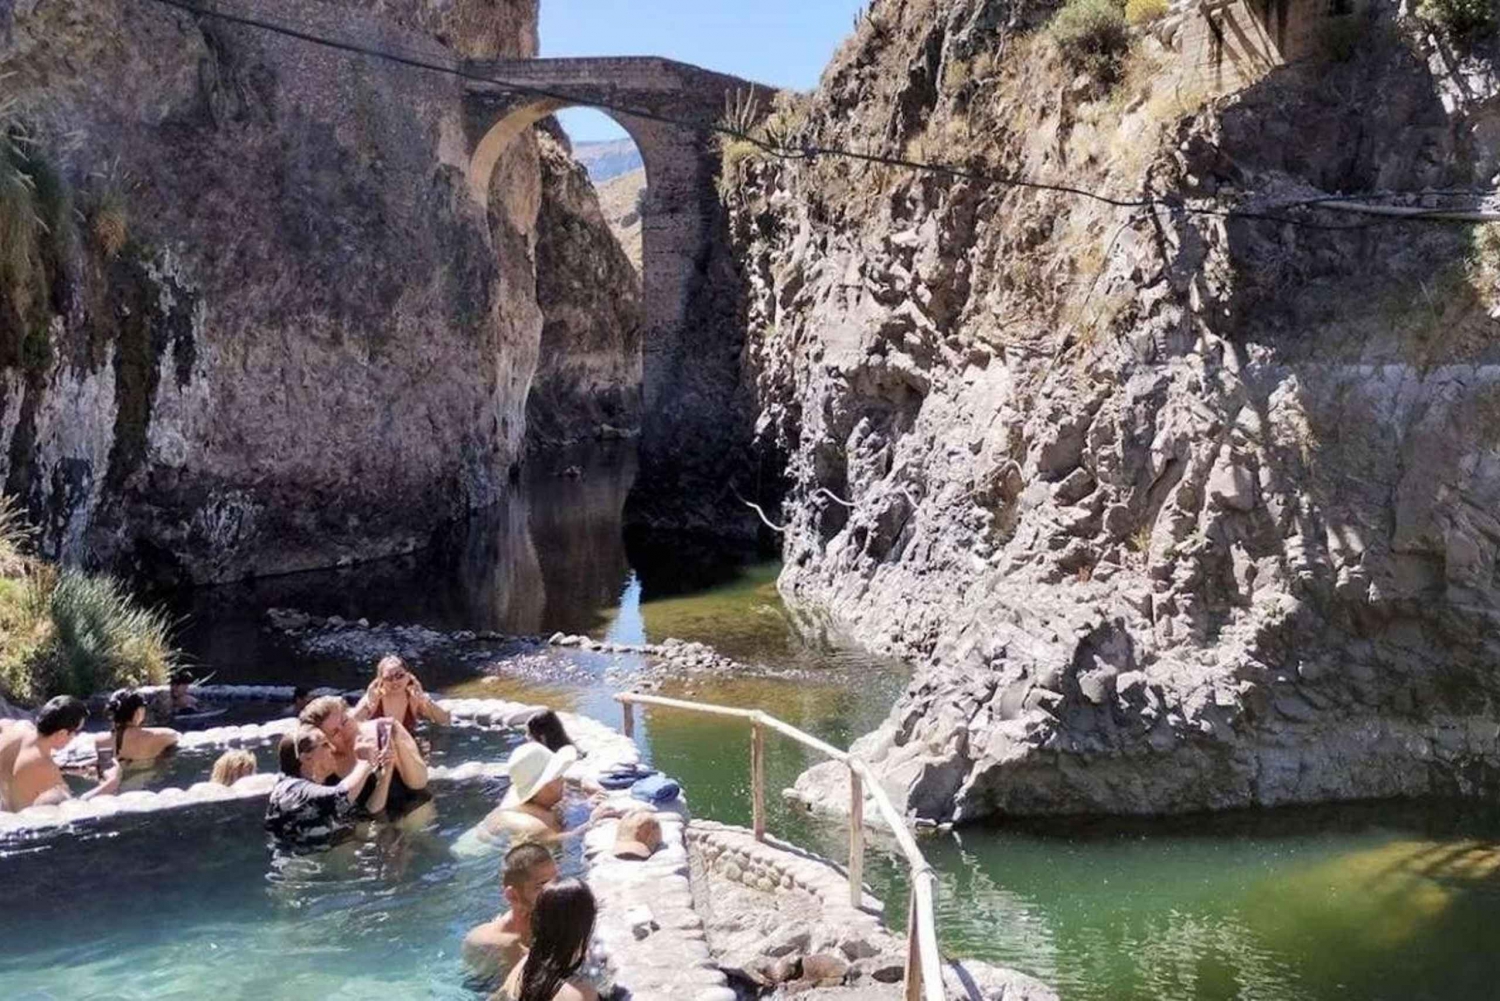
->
<box><xmin>573</xmin><ymin>139</ymin><xmax>644</xmax><ymax>183</ymax></box>
<box><xmin>595</xmin><ymin>167</ymin><xmax>645</xmax><ymax>272</ymax></box>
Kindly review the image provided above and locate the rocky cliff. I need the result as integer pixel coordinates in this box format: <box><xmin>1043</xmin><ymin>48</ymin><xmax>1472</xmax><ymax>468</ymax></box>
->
<box><xmin>527</xmin><ymin>125</ymin><xmax>642</xmax><ymax>451</ymax></box>
<box><xmin>725</xmin><ymin>0</ymin><xmax>1500</xmax><ymax>820</ymax></box>
<box><xmin>0</xmin><ymin>0</ymin><xmax>554</xmax><ymax>583</ymax></box>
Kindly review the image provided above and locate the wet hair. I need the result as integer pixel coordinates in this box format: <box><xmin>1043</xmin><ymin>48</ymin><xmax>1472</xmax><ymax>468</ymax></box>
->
<box><xmin>502</xmin><ymin>842</ymin><xmax>557</xmax><ymax>889</ymax></box>
<box><xmin>298</xmin><ymin>695</ymin><xmax>346</xmax><ymax>729</ymax></box>
<box><xmin>35</xmin><ymin>695</ymin><xmax>87</xmax><ymax>737</ymax></box>
<box><xmin>170</xmin><ymin>668</ymin><xmax>196</xmax><ymax>688</ymax></box>
<box><xmin>210</xmin><ymin>749</ymin><xmax>257</xmax><ymax>786</ymax></box>
<box><xmin>277</xmin><ymin>726</ymin><xmax>325</xmax><ymax>778</ymax></box>
<box><xmin>106</xmin><ymin>689</ymin><xmax>146</xmax><ymax>757</ymax></box>
<box><xmin>517</xmin><ymin>879</ymin><xmax>596</xmax><ymax>1001</ymax></box>
<box><xmin>526</xmin><ymin>710</ymin><xmax>573</xmax><ymax>754</ymax></box>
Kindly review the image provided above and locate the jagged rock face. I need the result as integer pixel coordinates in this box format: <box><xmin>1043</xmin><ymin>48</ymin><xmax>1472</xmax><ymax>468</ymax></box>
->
<box><xmin>0</xmin><ymin>0</ymin><xmax>546</xmax><ymax>583</ymax></box>
<box><xmin>527</xmin><ymin>126</ymin><xmax>643</xmax><ymax>451</ymax></box>
<box><xmin>729</xmin><ymin>0</ymin><xmax>1500</xmax><ymax>819</ymax></box>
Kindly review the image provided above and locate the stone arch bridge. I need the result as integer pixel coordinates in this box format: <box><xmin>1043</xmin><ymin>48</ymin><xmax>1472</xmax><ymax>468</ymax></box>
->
<box><xmin>462</xmin><ymin>57</ymin><xmax>775</xmax><ymax>534</ymax></box>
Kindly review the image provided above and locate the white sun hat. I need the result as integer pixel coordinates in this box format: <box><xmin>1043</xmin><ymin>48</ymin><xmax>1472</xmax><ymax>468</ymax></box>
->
<box><xmin>500</xmin><ymin>741</ymin><xmax>579</xmax><ymax>809</ymax></box>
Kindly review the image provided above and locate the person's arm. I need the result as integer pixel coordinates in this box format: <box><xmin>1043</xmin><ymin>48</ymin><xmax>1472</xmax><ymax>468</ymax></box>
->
<box><xmin>410</xmin><ymin>680</ymin><xmax>451</xmax><ymax>725</ymax></box>
<box><xmin>352</xmin><ymin>679</ymin><xmax>382</xmax><ymax>723</ymax></box>
<box><xmin>80</xmin><ymin>761</ymin><xmax>123</xmax><ymax>801</ymax></box>
<box><xmin>387</xmin><ymin>720</ymin><xmax>429</xmax><ymax>790</ymax></box>
<box><xmin>362</xmin><ymin>745</ymin><xmax>396</xmax><ymax>814</ymax></box>
<box><xmin>419</xmin><ymin>692</ymin><xmax>451</xmax><ymax>726</ymax></box>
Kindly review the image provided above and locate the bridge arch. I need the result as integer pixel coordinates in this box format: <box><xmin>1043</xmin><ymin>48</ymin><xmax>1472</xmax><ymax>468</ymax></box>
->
<box><xmin>461</xmin><ymin>57</ymin><xmax>773</xmax><ymax>535</ymax></box>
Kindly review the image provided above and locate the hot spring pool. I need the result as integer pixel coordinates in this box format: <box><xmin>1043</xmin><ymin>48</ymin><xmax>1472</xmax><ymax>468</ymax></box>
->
<box><xmin>1</xmin><ymin>750</ymin><xmax>595</xmax><ymax>999</ymax></box>
<box><xmin>68</xmin><ymin>717</ymin><xmax>526</xmax><ymax>795</ymax></box>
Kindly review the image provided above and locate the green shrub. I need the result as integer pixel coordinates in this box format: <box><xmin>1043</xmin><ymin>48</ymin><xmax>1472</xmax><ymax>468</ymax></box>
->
<box><xmin>1418</xmin><ymin>0</ymin><xmax>1494</xmax><ymax>37</ymax></box>
<box><xmin>0</xmin><ymin>555</ymin><xmax>176</xmax><ymax>705</ymax></box>
<box><xmin>0</xmin><ymin>98</ymin><xmax>46</xmax><ymax>316</ymax></box>
<box><xmin>1050</xmin><ymin>0</ymin><xmax>1131</xmax><ymax>79</ymax></box>
<box><xmin>1125</xmin><ymin>0</ymin><xmax>1168</xmax><ymax>25</ymax></box>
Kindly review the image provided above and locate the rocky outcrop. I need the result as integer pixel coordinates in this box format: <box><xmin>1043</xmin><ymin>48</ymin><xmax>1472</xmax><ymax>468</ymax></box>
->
<box><xmin>729</xmin><ymin>1</ymin><xmax>1500</xmax><ymax>819</ymax></box>
<box><xmin>0</xmin><ymin>0</ymin><xmax>545</xmax><ymax>583</ymax></box>
<box><xmin>527</xmin><ymin>125</ymin><xmax>643</xmax><ymax>450</ymax></box>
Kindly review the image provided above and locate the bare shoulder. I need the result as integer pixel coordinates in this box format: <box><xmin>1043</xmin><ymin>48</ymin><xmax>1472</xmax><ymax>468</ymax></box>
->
<box><xmin>557</xmin><ymin>981</ymin><xmax>598</xmax><ymax>1001</ymax></box>
<box><xmin>484</xmin><ymin>807</ymin><xmax>553</xmax><ymax>840</ymax></box>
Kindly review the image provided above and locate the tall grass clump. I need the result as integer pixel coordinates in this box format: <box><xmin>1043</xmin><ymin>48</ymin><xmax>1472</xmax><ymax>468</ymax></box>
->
<box><xmin>1125</xmin><ymin>0</ymin><xmax>1168</xmax><ymax>24</ymax></box>
<box><xmin>0</xmin><ymin>497</ymin><xmax>175</xmax><ymax>705</ymax></box>
<box><xmin>0</xmin><ymin>95</ymin><xmax>48</xmax><ymax>317</ymax></box>
<box><xmin>716</xmin><ymin>89</ymin><xmax>764</xmax><ymax>198</ymax></box>
<box><xmin>1049</xmin><ymin>0</ymin><xmax>1131</xmax><ymax>81</ymax></box>
<box><xmin>86</xmin><ymin>157</ymin><xmax>131</xmax><ymax>259</ymax></box>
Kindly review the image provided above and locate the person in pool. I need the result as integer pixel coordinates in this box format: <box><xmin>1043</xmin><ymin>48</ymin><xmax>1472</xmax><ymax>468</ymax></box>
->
<box><xmin>169</xmin><ymin>669</ymin><xmax>200</xmax><ymax>714</ymax></box>
<box><xmin>499</xmin><ymin>878</ymin><xmax>599</xmax><ymax>1001</ymax></box>
<box><xmin>462</xmin><ymin>842</ymin><xmax>559</xmax><ymax>983</ymax></box>
<box><xmin>526</xmin><ymin>710</ymin><xmax>574</xmax><ymax>754</ymax></box>
<box><xmin>300</xmin><ymin>695</ymin><xmax>428</xmax><ymax>805</ymax></box>
<box><xmin>0</xmin><ymin>697</ymin><xmax>121</xmax><ymax>810</ymax></box>
<box><xmin>353</xmin><ymin>654</ymin><xmax>451</xmax><ymax>731</ymax></box>
<box><xmin>210</xmin><ymin>748</ymin><xmax>257</xmax><ymax>786</ymax></box>
<box><xmin>265</xmin><ymin>724</ymin><xmax>393</xmax><ymax>847</ymax></box>
<box><xmin>99</xmin><ymin>689</ymin><xmax>180</xmax><ymax>765</ymax></box>
<box><xmin>481</xmin><ymin>742</ymin><xmax>619</xmax><ymax>842</ymax></box>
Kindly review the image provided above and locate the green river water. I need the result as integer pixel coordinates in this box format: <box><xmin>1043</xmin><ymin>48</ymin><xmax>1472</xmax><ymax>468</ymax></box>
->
<box><xmin>5</xmin><ymin>446</ymin><xmax>1500</xmax><ymax>1000</ymax></box>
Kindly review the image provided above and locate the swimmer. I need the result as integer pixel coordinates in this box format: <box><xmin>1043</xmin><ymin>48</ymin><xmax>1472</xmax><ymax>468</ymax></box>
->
<box><xmin>462</xmin><ymin>842</ymin><xmax>559</xmax><ymax>983</ymax></box>
<box><xmin>480</xmin><ymin>743</ymin><xmax>619</xmax><ymax>842</ymax></box>
<box><xmin>210</xmin><ymin>748</ymin><xmax>257</xmax><ymax>786</ymax></box>
<box><xmin>0</xmin><ymin>696</ymin><xmax>121</xmax><ymax>810</ymax></box>
<box><xmin>100</xmin><ymin>689</ymin><xmax>179</xmax><ymax>764</ymax></box>
<box><xmin>499</xmin><ymin>878</ymin><xmax>599</xmax><ymax>1001</ymax></box>
<box><xmin>526</xmin><ymin>710</ymin><xmax>574</xmax><ymax>754</ymax></box>
<box><xmin>169</xmin><ymin>669</ymin><xmax>200</xmax><ymax>714</ymax></box>
<box><xmin>300</xmin><ymin>695</ymin><xmax>428</xmax><ymax>807</ymax></box>
<box><xmin>353</xmin><ymin>654</ymin><xmax>451</xmax><ymax>730</ymax></box>
<box><xmin>265</xmin><ymin>724</ymin><xmax>392</xmax><ymax>847</ymax></box>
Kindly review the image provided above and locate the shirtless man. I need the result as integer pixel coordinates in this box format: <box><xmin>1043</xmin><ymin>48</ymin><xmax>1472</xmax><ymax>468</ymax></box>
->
<box><xmin>480</xmin><ymin>742</ymin><xmax>620</xmax><ymax>842</ymax></box>
<box><xmin>300</xmin><ymin>696</ymin><xmax>428</xmax><ymax>801</ymax></box>
<box><xmin>462</xmin><ymin>843</ymin><xmax>558</xmax><ymax>983</ymax></box>
<box><xmin>0</xmin><ymin>696</ymin><xmax>121</xmax><ymax>811</ymax></box>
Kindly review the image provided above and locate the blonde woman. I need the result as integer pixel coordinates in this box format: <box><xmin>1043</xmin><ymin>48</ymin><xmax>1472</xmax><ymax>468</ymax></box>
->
<box><xmin>210</xmin><ymin>749</ymin><xmax>257</xmax><ymax>786</ymax></box>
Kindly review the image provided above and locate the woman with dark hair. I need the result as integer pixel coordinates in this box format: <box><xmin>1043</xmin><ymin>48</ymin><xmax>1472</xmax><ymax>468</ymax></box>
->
<box><xmin>525</xmin><ymin>710</ymin><xmax>574</xmax><ymax>755</ymax></box>
<box><xmin>500</xmin><ymin>878</ymin><xmax>599</xmax><ymax>1001</ymax></box>
<box><xmin>101</xmin><ymin>689</ymin><xmax>179</xmax><ymax>764</ymax></box>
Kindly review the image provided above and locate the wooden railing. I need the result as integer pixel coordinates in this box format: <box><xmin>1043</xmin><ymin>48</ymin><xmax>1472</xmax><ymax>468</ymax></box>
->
<box><xmin>616</xmin><ymin>692</ymin><xmax>945</xmax><ymax>1001</ymax></box>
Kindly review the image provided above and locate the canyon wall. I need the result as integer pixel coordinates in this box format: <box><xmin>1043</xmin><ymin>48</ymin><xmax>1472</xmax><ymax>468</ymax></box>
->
<box><xmin>0</xmin><ymin>0</ymin><xmax>553</xmax><ymax>583</ymax></box>
<box><xmin>726</xmin><ymin>0</ymin><xmax>1500</xmax><ymax>819</ymax></box>
<box><xmin>527</xmin><ymin>124</ymin><xmax>643</xmax><ymax>451</ymax></box>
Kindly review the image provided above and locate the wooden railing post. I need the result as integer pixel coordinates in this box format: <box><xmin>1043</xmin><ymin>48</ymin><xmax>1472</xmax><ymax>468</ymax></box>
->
<box><xmin>750</xmin><ymin>717</ymin><xmax>765</xmax><ymax>841</ymax></box>
<box><xmin>904</xmin><ymin>888</ymin><xmax>922</xmax><ymax>1001</ymax></box>
<box><xmin>621</xmin><ymin>701</ymin><xmax>634</xmax><ymax>739</ymax></box>
<box><xmin>848</xmin><ymin>766</ymin><xmax>864</xmax><ymax>908</ymax></box>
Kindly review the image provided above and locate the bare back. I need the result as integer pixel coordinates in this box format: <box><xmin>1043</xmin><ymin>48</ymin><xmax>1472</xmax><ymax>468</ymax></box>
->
<box><xmin>113</xmin><ymin>726</ymin><xmax>179</xmax><ymax>764</ymax></box>
<box><xmin>0</xmin><ymin>722</ymin><xmax>67</xmax><ymax>812</ymax></box>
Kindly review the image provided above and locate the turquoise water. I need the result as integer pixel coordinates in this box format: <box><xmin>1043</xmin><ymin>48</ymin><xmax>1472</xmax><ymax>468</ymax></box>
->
<box><xmin>8</xmin><ymin>446</ymin><xmax>1500</xmax><ymax>1000</ymax></box>
<box><xmin>0</xmin><ymin>776</ymin><xmax>598</xmax><ymax>999</ymax></box>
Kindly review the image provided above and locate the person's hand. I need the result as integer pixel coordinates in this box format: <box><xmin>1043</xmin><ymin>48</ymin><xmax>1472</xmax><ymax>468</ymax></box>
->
<box><xmin>376</xmin><ymin>743</ymin><xmax>394</xmax><ymax>772</ymax></box>
<box><xmin>354</xmin><ymin>728</ymin><xmax>378</xmax><ymax>761</ymax></box>
<box><xmin>102</xmin><ymin>760</ymin><xmax>122</xmax><ymax>782</ymax></box>
<box><xmin>589</xmin><ymin>801</ymin><xmax>623</xmax><ymax>823</ymax></box>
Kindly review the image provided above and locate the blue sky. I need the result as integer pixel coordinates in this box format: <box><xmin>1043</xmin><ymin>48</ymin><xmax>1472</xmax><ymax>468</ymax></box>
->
<box><xmin>540</xmin><ymin>0</ymin><xmax>865</xmax><ymax>143</ymax></box>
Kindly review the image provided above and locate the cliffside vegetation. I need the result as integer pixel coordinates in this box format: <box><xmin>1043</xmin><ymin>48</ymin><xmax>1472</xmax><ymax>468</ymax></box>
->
<box><xmin>0</xmin><ymin>497</ymin><xmax>175</xmax><ymax>705</ymax></box>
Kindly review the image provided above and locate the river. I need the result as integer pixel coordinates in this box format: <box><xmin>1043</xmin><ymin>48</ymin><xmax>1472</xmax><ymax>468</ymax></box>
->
<box><xmin>157</xmin><ymin>444</ymin><xmax>1500</xmax><ymax>1001</ymax></box>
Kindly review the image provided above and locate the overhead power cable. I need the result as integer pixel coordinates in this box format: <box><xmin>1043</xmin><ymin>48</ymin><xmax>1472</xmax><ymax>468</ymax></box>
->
<box><xmin>132</xmin><ymin>0</ymin><xmax>1498</xmax><ymax>232</ymax></box>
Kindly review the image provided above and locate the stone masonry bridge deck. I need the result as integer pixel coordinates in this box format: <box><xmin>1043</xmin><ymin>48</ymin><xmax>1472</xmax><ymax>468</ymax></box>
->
<box><xmin>461</xmin><ymin>58</ymin><xmax>777</xmax><ymax>533</ymax></box>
